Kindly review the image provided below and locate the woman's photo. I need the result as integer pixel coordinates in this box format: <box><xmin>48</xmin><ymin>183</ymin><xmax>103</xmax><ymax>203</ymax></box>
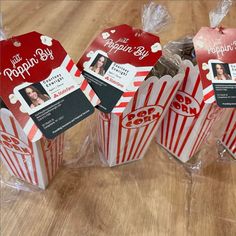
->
<box><xmin>89</xmin><ymin>54</ymin><xmax>111</xmax><ymax>76</ymax></box>
<box><xmin>23</xmin><ymin>85</ymin><xmax>50</xmax><ymax>108</ymax></box>
<box><xmin>213</xmin><ymin>63</ymin><xmax>232</xmax><ymax>80</ymax></box>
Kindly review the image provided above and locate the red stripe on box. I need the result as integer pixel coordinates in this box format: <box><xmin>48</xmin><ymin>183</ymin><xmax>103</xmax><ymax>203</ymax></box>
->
<box><xmin>28</xmin><ymin>124</ymin><xmax>38</xmax><ymax>142</ymax></box>
<box><xmin>58</xmin><ymin>135</ymin><xmax>62</xmax><ymax>166</ymax></box>
<box><xmin>160</xmin><ymin>121</ymin><xmax>164</xmax><ymax>145</ymax></box>
<box><xmin>97</xmin><ymin>116</ymin><xmax>102</xmax><ymax>153</ymax></box>
<box><xmin>121</xmin><ymin>129</ymin><xmax>131</xmax><ymax>163</ymax></box>
<box><xmin>204</xmin><ymin>90</ymin><xmax>215</xmax><ymax>101</ymax></box>
<box><xmin>225</xmin><ymin>126</ymin><xmax>235</xmax><ymax>146</ymax></box>
<box><xmin>135</xmin><ymin>71</ymin><xmax>149</xmax><ymax>77</ymax></box>
<box><xmin>89</xmin><ymin>89</ymin><xmax>95</xmax><ymax>100</ymax></box>
<box><xmin>177</xmin><ymin>102</ymin><xmax>205</xmax><ymax>157</ymax></box>
<box><xmin>55</xmin><ymin>138</ymin><xmax>58</xmax><ymax>170</ymax></box>
<box><xmin>144</xmin><ymin>83</ymin><xmax>153</xmax><ymax>105</ymax></box>
<box><xmin>189</xmin><ymin>115</ymin><xmax>208</xmax><ymax>157</ymax></box>
<box><xmin>59</xmin><ymin>134</ymin><xmax>65</xmax><ymax>165</ymax></box>
<box><xmin>56</xmin><ymin>138</ymin><xmax>60</xmax><ymax>169</ymax></box>
<box><xmin>80</xmin><ymin>80</ymin><xmax>88</xmax><ymax>91</ymax></box>
<box><xmin>156</xmin><ymin>81</ymin><xmax>167</xmax><ymax>104</ymax></box>
<box><xmin>40</xmin><ymin>139</ymin><xmax>51</xmax><ymax>181</ymax></box>
<box><xmin>169</xmin><ymin>112</ymin><xmax>178</xmax><ymax>150</ymax></box>
<box><xmin>131</xmin><ymin>83</ymin><xmax>154</xmax><ymax>160</ymax></box>
<box><xmin>229</xmin><ymin>137</ymin><xmax>236</xmax><ymax>150</ymax></box>
<box><xmin>173</xmin><ymin>74</ymin><xmax>202</xmax><ymax>158</ymax></box>
<box><xmin>3</xmin><ymin>147</ymin><xmax>23</xmax><ymax>178</ymax></box>
<box><xmin>123</xmin><ymin>92</ymin><xmax>136</xmax><ymax>97</ymax></box>
<box><xmin>116</xmin><ymin>114</ymin><xmax>123</xmax><ymax>164</ymax></box>
<box><xmin>66</xmin><ymin>59</ymin><xmax>74</xmax><ymax>72</ymax></box>
<box><xmin>222</xmin><ymin>111</ymin><xmax>235</xmax><ymax>142</ymax></box>
<box><xmin>115</xmin><ymin>102</ymin><xmax>129</xmax><ymax>108</ymax></box>
<box><xmin>104</xmin><ymin>120</ymin><xmax>108</xmax><ymax>159</ymax></box>
<box><xmin>98</xmin><ymin>117</ymin><xmax>104</xmax><ymax>157</ymax></box>
<box><xmin>190</xmin><ymin>104</ymin><xmax>214</xmax><ymax>157</ymax></box>
<box><xmin>233</xmin><ymin>147</ymin><xmax>236</xmax><ymax>154</ymax></box>
<box><xmin>133</xmin><ymin>81</ymin><xmax>142</xmax><ymax>87</ymax></box>
<box><xmin>13</xmin><ymin>153</ymin><xmax>26</xmax><ymax>179</ymax></box>
<box><xmin>156</xmin><ymin>81</ymin><xmax>168</xmax><ymax>145</ymax></box>
<box><xmin>50</xmin><ymin>142</ymin><xmax>54</xmax><ymax>177</ymax></box>
<box><xmin>27</xmin><ymin>141</ymin><xmax>39</xmax><ymax>185</ymax></box>
<box><xmin>137</xmin><ymin>81</ymin><xmax>180</xmax><ymax>159</ymax></box>
<box><xmin>106</xmin><ymin>119</ymin><xmax>111</xmax><ymax>160</ymax></box>
<box><xmin>75</xmin><ymin>69</ymin><xmax>81</xmax><ymax>77</ymax></box>
<box><xmin>0</xmin><ymin>149</ymin><xmax>18</xmax><ymax>176</ymax></box>
<box><xmin>121</xmin><ymin>90</ymin><xmax>139</xmax><ymax>163</ymax></box>
<box><xmin>191</xmin><ymin>75</ymin><xmax>201</xmax><ymax>97</ymax></box>
<box><xmin>181</xmin><ymin>67</ymin><xmax>190</xmax><ymax>91</ymax></box>
<box><xmin>165</xmin><ymin>111</ymin><xmax>171</xmax><ymax>147</ymax></box>
<box><xmin>162</xmin><ymin>82</ymin><xmax>180</xmax><ymax>117</ymax></box>
<box><xmin>128</xmin><ymin>130</ymin><xmax>139</xmax><ymax>161</ymax></box>
<box><xmin>102</xmin><ymin>119</ymin><xmax>106</xmax><ymax>159</ymax></box>
<box><xmin>173</xmin><ymin>117</ymin><xmax>187</xmax><ymax>154</ymax></box>
<box><xmin>9</xmin><ymin>117</ymin><xmax>28</xmax><ymax>181</ymax></box>
<box><xmin>0</xmin><ymin>119</ymin><xmax>22</xmax><ymax>178</ymax></box>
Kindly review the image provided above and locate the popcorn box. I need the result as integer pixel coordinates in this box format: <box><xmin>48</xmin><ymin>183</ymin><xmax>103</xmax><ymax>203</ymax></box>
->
<box><xmin>77</xmin><ymin>25</ymin><xmax>185</xmax><ymax>166</ymax></box>
<box><xmin>0</xmin><ymin>32</ymin><xmax>99</xmax><ymax>188</ymax></box>
<box><xmin>220</xmin><ymin>109</ymin><xmax>236</xmax><ymax>158</ymax></box>
<box><xmin>156</xmin><ymin>60</ymin><xmax>224</xmax><ymax>163</ymax></box>
<box><xmin>97</xmin><ymin>73</ymin><xmax>184</xmax><ymax>166</ymax></box>
<box><xmin>0</xmin><ymin>106</ymin><xmax>64</xmax><ymax>189</ymax></box>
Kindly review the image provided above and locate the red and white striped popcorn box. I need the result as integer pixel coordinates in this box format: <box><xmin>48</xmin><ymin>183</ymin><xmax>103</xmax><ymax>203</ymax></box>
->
<box><xmin>156</xmin><ymin>60</ymin><xmax>224</xmax><ymax>163</ymax></box>
<box><xmin>0</xmin><ymin>107</ymin><xmax>64</xmax><ymax>189</ymax></box>
<box><xmin>220</xmin><ymin>109</ymin><xmax>236</xmax><ymax>159</ymax></box>
<box><xmin>0</xmin><ymin>32</ymin><xmax>100</xmax><ymax>188</ymax></box>
<box><xmin>97</xmin><ymin>72</ymin><xmax>184</xmax><ymax>166</ymax></box>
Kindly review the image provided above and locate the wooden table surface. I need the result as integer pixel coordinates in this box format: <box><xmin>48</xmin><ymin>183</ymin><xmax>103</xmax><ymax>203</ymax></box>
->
<box><xmin>1</xmin><ymin>1</ymin><xmax>236</xmax><ymax>236</ymax></box>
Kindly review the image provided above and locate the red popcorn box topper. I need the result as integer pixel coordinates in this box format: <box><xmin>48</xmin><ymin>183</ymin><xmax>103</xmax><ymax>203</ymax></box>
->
<box><xmin>220</xmin><ymin>109</ymin><xmax>236</xmax><ymax>159</ymax></box>
<box><xmin>0</xmin><ymin>32</ymin><xmax>100</xmax><ymax>188</ymax></box>
<box><xmin>156</xmin><ymin>59</ymin><xmax>225</xmax><ymax>163</ymax></box>
<box><xmin>77</xmin><ymin>24</ymin><xmax>185</xmax><ymax>166</ymax></box>
<box><xmin>193</xmin><ymin>27</ymin><xmax>236</xmax><ymax>108</ymax></box>
<box><xmin>77</xmin><ymin>24</ymin><xmax>162</xmax><ymax>115</ymax></box>
<box><xmin>1</xmin><ymin>32</ymin><xmax>100</xmax><ymax>140</ymax></box>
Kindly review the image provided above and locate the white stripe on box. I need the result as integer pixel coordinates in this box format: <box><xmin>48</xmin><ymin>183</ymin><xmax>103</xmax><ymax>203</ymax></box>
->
<box><xmin>203</xmin><ymin>84</ymin><xmax>214</xmax><ymax>95</ymax></box>
<box><xmin>61</xmin><ymin>55</ymin><xmax>71</xmax><ymax>68</ymax></box>
<box><xmin>205</xmin><ymin>96</ymin><xmax>216</xmax><ymax>104</ymax></box>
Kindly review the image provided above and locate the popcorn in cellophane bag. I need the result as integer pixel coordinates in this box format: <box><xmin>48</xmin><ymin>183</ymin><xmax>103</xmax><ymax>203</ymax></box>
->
<box><xmin>76</xmin><ymin>3</ymin><xmax>185</xmax><ymax>167</ymax></box>
<box><xmin>156</xmin><ymin>0</ymin><xmax>235</xmax><ymax>164</ymax></box>
<box><xmin>0</xmin><ymin>23</ymin><xmax>99</xmax><ymax>189</ymax></box>
<box><xmin>156</xmin><ymin>38</ymin><xmax>225</xmax><ymax>163</ymax></box>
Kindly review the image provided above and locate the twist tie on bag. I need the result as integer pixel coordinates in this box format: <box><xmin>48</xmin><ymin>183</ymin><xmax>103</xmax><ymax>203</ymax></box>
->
<box><xmin>142</xmin><ymin>2</ymin><xmax>172</xmax><ymax>33</ymax></box>
<box><xmin>209</xmin><ymin>0</ymin><xmax>233</xmax><ymax>32</ymax></box>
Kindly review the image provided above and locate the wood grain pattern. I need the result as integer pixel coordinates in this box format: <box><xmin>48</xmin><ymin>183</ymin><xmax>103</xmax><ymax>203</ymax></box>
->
<box><xmin>1</xmin><ymin>1</ymin><xmax>236</xmax><ymax>236</ymax></box>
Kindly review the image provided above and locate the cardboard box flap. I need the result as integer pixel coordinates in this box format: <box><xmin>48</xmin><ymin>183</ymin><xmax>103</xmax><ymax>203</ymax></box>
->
<box><xmin>0</xmin><ymin>31</ymin><xmax>100</xmax><ymax>141</ymax></box>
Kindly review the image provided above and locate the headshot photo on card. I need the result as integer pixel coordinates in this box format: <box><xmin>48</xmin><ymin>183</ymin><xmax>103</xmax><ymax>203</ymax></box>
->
<box><xmin>19</xmin><ymin>84</ymin><xmax>51</xmax><ymax>109</ymax></box>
